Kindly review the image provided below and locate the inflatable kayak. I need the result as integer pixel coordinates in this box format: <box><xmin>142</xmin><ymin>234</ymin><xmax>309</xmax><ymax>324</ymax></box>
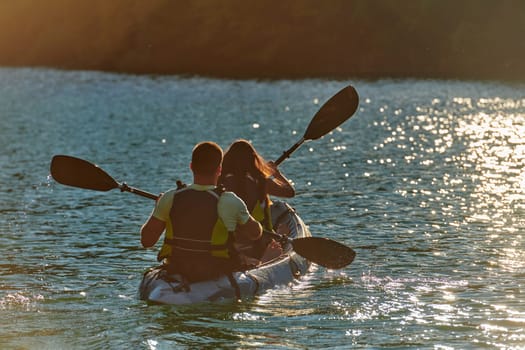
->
<box><xmin>138</xmin><ymin>201</ymin><xmax>311</xmax><ymax>304</ymax></box>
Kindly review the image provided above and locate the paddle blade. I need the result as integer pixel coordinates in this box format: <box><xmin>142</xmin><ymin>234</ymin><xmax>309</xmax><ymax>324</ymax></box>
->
<box><xmin>304</xmin><ymin>85</ymin><xmax>359</xmax><ymax>140</ymax></box>
<box><xmin>50</xmin><ymin>155</ymin><xmax>119</xmax><ymax>191</ymax></box>
<box><xmin>292</xmin><ymin>237</ymin><xmax>356</xmax><ymax>269</ymax></box>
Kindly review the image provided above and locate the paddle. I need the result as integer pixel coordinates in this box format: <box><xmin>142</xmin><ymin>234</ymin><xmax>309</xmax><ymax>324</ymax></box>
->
<box><xmin>50</xmin><ymin>155</ymin><xmax>158</xmax><ymax>200</ymax></box>
<box><xmin>266</xmin><ymin>85</ymin><xmax>359</xmax><ymax>267</ymax></box>
<box><xmin>50</xmin><ymin>155</ymin><xmax>355</xmax><ymax>268</ymax></box>
<box><xmin>264</xmin><ymin>231</ymin><xmax>355</xmax><ymax>269</ymax></box>
<box><xmin>274</xmin><ymin>85</ymin><xmax>359</xmax><ymax>165</ymax></box>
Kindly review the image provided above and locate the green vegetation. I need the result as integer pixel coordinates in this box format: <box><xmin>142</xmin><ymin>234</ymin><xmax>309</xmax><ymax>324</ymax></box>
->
<box><xmin>0</xmin><ymin>0</ymin><xmax>523</xmax><ymax>81</ymax></box>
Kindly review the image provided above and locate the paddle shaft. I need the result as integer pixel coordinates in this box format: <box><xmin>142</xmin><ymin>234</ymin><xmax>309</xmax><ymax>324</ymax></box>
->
<box><xmin>119</xmin><ymin>183</ymin><xmax>159</xmax><ymax>200</ymax></box>
<box><xmin>274</xmin><ymin>137</ymin><xmax>305</xmax><ymax>166</ymax></box>
<box><xmin>264</xmin><ymin>229</ymin><xmax>291</xmax><ymax>243</ymax></box>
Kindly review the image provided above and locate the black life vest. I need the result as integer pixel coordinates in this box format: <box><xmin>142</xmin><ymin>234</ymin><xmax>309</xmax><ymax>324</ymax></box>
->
<box><xmin>159</xmin><ymin>186</ymin><xmax>239</xmax><ymax>282</ymax></box>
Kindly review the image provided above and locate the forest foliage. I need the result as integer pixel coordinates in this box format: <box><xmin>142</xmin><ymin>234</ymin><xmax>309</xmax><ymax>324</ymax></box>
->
<box><xmin>0</xmin><ymin>0</ymin><xmax>523</xmax><ymax>81</ymax></box>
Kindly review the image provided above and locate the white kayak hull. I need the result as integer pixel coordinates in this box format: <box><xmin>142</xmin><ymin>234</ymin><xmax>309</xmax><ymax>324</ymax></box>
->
<box><xmin>138</xmin><ymin>201</ymin><xmax>311</xmax><ymax>304</ymax></box>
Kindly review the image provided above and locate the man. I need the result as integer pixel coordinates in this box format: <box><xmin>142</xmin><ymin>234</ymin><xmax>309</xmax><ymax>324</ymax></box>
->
<box><xmin>140</xmin><ymin>141</ymin><xmax>262</xmax><ymax>282</ymax></box>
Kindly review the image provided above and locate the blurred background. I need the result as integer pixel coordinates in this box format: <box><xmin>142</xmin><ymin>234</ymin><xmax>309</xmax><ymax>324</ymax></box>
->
<box><xmin>1</xmin><ymin>0</ymin><xmax>523</xmax><ymax>81</ymax></box>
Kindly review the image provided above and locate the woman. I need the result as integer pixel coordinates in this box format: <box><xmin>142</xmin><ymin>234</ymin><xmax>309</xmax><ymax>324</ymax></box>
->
<box><xmin>220</xmin><ymin>139</ymin><xmax>295</xmax><ymax>263</ymax></box>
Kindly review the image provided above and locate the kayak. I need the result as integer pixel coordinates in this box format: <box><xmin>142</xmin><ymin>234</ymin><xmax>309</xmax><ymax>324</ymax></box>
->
<box><xmin>138</xmin><ymin>201</ymin><xmax>311</xmax><ymax>304</ymax></box>
<box><xmin>50</xmin><ymin>85</ymin><xmax>359</xmax><ymax>305</ymax></box>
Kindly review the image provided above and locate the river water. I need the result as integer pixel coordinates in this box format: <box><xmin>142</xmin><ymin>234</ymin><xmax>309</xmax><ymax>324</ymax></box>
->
<box><xmin>0</xmin><ymin>68</ymin><xmax>524</xmax><ymax>349</ymax></box>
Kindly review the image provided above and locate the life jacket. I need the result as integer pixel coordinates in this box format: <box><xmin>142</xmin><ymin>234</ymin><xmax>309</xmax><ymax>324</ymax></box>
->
<box><xmin>222</xmin><ymin>173</ymin><xmax>273</xmax><ymax>231</ymax></box>
<box><xmin>158</xmin><ymin>186</ymin><xmax>239</xmax><ymax>281</ymax></box>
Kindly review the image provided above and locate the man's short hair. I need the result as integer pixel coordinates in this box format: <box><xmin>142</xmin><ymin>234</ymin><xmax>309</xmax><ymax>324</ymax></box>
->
<box><xmin>191</xmin><ymin>141</ymin><xmax>223</xmax><ymax>176</ymax></box>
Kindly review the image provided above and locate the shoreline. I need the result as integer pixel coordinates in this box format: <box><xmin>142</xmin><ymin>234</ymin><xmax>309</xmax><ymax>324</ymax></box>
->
<box><xmin>1</xmin><ymin>0</ymin><xmax>523</xmax><ymax>83</ymax></box>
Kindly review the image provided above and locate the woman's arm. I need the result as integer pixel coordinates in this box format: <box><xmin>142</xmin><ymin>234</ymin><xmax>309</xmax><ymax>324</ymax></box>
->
<box><xmin>266</xmin><ymin>161</ymin><xmax>295</xmax><ymax>198</ymax></box>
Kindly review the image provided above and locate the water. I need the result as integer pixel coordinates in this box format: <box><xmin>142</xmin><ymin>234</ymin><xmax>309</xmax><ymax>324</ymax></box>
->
<box><xmin>1</xmin><ymin>68</ymin><xmax>524</xmax><ymax>349</ymax></box>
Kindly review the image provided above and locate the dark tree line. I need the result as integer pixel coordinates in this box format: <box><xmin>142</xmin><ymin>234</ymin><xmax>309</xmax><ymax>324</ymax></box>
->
<box><xmin>0</xmin><ymin>0</ymin><xmax>523</xmax><ymax>81</ymax></box>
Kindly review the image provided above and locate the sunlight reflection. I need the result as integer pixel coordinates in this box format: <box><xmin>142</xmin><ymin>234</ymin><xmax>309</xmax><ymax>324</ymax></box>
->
<box><xmin>356</xmin><ymin>274</ymin><xmax>471</xmax><ymax>327</ymax></box>
<box><xmin>251</xmin><ymin>267</ymin><xmax>319</xmax><ymax>317</ymax></box>
<box><xmin>0</xmin><ymin>292</ymin><xmax>44</xmax><ymax>311</ymax></box>
<box><xmin>145</xmin><ymin>339</ymin><xmax>158</xmax><ymax>350</ymax></box>
<box><xmin>454</xmin><ymin>103</ymin><xmax>524</xmax><ymax>272</ymax></box>
<box><xmin>392</xmin><ymin>95</ymin><xmax>524</xmax><ymax>277</ymax></box>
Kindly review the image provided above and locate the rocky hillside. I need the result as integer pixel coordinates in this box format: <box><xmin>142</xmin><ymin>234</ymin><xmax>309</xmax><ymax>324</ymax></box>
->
<box><xmin>0</xmin><ymin>0</ymin><xmax>523</xmax><ymax>81</ymax></box>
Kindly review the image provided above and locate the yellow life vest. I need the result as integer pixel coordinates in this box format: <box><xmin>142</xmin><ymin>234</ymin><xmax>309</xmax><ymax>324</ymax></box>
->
<box><xmin>251</xmin><ymin>198</ymin><xmax>273</xmax><ymax>231</ymax></box>
<box><xmin>157</xmin><ymin>187</ymin><xmax>232</xmax><ymax>262</ymax></box>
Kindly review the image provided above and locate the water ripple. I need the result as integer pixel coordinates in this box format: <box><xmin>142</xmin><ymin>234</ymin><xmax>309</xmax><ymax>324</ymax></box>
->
<box><xmin>1</xmin><ymin>70</ymin><xmax>524</xmax><ymax>348</ymax></box>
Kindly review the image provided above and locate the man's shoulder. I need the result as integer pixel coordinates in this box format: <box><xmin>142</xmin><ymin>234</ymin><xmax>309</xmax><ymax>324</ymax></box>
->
<box><xmin>157</xmin><ymin>188</ymin><xmax>180</xmax><ymax>206</ymax></box>
<box><xmin>219</xmin><ymin>190</ymin><xmax>243</xmax><ymax>204</ymax></box>
<box><xmin>160</xmin><ymin>188</ymin><xmax>179</xmax><ymax>198</ymax></box>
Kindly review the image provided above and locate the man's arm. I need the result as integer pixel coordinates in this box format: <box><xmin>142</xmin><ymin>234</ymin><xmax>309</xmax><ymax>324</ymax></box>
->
<box><xmin>140</xmin><ymin>216</ymin><xmax>165</xmax><ymax>248</ymax></box>
<box><xmin>235</xmin><ymin>216</ymin><xmax>262</xmax><ymax>241</ymax></box>
<box><xmin>140</xmin><ymin>192</ymin><xmax>171</xmax><ymax>248</ymax></box>
<box><xmin>218</xmin><ymin>191</ymin><xmax>262</xmax><ymax>241</ymax></box>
